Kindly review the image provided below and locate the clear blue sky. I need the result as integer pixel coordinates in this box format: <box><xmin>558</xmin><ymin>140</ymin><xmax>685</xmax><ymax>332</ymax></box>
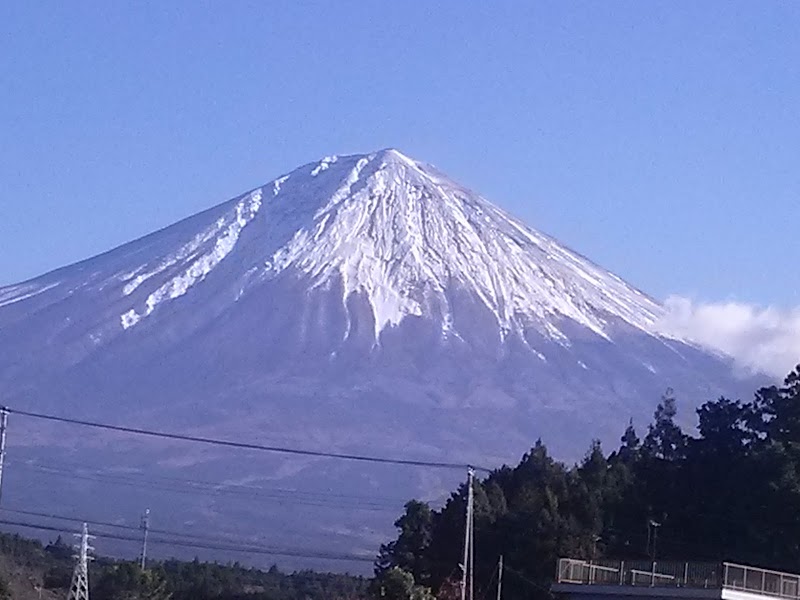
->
<box><xmin>2</xmin><ymin>2</ymin><xmax>798</xmax><ymax>306</ymax></box>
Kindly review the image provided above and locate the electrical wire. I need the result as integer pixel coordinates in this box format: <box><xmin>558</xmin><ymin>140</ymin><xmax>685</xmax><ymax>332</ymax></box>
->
<box><xmin>503</xmin><ymin>565</ymin><xmax>554</xmax><ymax>597</ymax></box>
<box><xmin>12</xmin><ymin>461</ymin><xmax>402</xmax><ymax>512</ymax></box>
<box><xmin>6</xmin><ymin>407</ymin><xmax>491</xmax><ymax>473</ymax></box>
<box><xmin>15</xmin><ymin>455</ymin><xmax>421</xmax><ymax>504</ymax></box>
<box><xmin>0</xmin><ymin>506</ymin><xmax>305</xmax><ymax>548</ymax></box>
<box><xmin>0</xmin><ymin>516</ymin><xmax>375</xmax><ymax>564</ymax></box>
<box><xmin>0</xmin><ymin>407</ymin><xmax>492</xmax><ymax>572</ymax></box>
<box><xmin>477</xmin><ymin>561</ymin><xmax>499</xmax><ymax>600</ymax></box>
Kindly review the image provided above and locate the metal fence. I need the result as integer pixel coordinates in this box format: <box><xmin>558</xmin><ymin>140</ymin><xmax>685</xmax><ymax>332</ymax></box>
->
<box><xmin>556</xmin><ymin>558</ymin><xmax>721</xmax><ymax>588</ymax></box>
<box><xmin>557</xmin><ymin>558</ymin><xmax>800</xmax><ymax>599</ymax></box>
<box><xmin>723</xmin><ymin>563</ymin><xmax>800</xmax><ymax>599</ymax></box>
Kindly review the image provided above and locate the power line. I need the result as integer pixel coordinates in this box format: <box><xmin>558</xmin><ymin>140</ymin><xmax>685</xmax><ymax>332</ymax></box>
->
<box><xmin>503</xmin><ymin>565</ymin><xmax>553</xmax><ymax>597</ymax></box>
<box><xmin>14</xmin><ymin>455</ymin><xmax>414</xmax><ymax>504</ymax></box>
<box><xmin>12</xmin><ymin>461</ymin><xmax>403</xmax><ymax>512</ymax></box>
<box><xmin>0</xmin><ymin>506</ymin><xmax>373</xmax><ymax>552</ymax></box>
<box><xmin>0</xmin><ymin>516</ymin><xmax>375</xmax><ymax>564</ymax></box>
<box><xmin>19</xmin><ymin>455</ymin><xmax>451</xmax><ymax>507</ymax></box>
<box><xmin>2</xmin><ymin>507</ymin><xmax>139</xmax><ymax>532</ymax></box>
<box><xmin>1</xmin><ymin>507</ymin><xmax>253</xmax><ymax>545</ymax></box>
<box><xmin>6</xmin><ymin>407</ymin><xmax>491</xmax><ymax>473</ymax></box>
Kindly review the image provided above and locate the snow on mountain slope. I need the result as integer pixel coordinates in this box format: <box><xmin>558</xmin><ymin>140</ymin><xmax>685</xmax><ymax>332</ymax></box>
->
<box><xmin>0</xmin><ymin>149</ymin><xmax>669</xmax><ymax>355</ymax></box>
<box><xmin>124</xmin><ymin>148</ymin><xmax>666</xmax><ymax>340</ymax></box>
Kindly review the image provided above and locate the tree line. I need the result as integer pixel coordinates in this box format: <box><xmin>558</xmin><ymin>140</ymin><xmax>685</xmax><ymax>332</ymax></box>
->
<box><xmin>375</xmin><ymin>366</ymin><xmax>800</xmax><ymax>600</ymax></box>
<box><xmin>0</xmin><ymin>532</ymin><xmax>367</xmax><ymax>600</ymax></box>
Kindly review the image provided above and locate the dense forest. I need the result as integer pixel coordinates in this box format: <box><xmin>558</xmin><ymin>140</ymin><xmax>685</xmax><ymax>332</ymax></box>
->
<box><xmin>376</xmin><ymin>366</ymin><xmax>800</xmax><ymax>600</ymax></box>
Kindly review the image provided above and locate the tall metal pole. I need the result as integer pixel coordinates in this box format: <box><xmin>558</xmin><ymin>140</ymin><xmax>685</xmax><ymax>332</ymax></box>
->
<box><xmin>496</xmin><ymin>555</ymin><xmax>504</xmax><ymax>600</ymax></box>
<box><xmin>0</xmin><ymin>407</ymin><xmax>8</xmax><ymax>505</ymax></box>
<box><xmin>139</xmin><ymin>509</ymin><xmax>150</xmax><ymax>570</ymax></box>
<box><xmin>652</xmin><ymin>521</ymin><xmax>660</xmax><ymax>561</ymax></box>
<box><xmin>469</xmin><ymin>492</ymin><xmax>474</xmax><ymax>600</ymax></box>
<box><xmin>460</xmin><ymin>468</ymin><xmax>474</xmax><ymax>600</ymax></box>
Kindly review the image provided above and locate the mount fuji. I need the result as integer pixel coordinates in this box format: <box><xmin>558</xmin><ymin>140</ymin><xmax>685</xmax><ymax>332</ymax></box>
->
<box><xmin>0</xmin><ymin>149</ymin><xmax>760</xmax><ymax>568</ymax></box>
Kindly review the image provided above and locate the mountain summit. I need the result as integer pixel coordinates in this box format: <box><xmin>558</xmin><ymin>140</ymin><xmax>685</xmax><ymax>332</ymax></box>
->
<box><xmin>124</xmin><ymin>148</ymin><xmax>666</xmax><ymax>344</ymax></box>
<box><xmin>0</xmin><ymin>150</ymin><xmax>758</xmax><ymax>567</ymax></box>
<box><xmin>3</xmin><ymin>149</ymin><xmax>665</xmax><ymax>354</ymax></box>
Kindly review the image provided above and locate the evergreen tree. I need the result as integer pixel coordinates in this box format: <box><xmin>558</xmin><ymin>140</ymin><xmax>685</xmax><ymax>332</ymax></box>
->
<box><xmin>376</xmin><ymin>500</ymin><xmax>434</xmax><ymax>585</ymax></box>
<box><xmin>643</xmin><ymin>389</ymin><xmax>687</xmax><ymax>461</ymax></box>
<box><xmin>753</xmin><ymin>366</ymin><xmax>800</xmax><ymax>446</ymax></box>
<box><xmin>618</xmin><ymin>420</ymin><xmax>641</xmax><ymax>463</ymax></box>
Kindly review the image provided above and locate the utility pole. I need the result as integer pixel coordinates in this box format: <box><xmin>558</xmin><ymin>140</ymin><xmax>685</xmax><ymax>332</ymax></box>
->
<box><xmin>0</xmin><ymin>407</ymin><xmax>8</xmax><ymax>505</ymax></box>
<box><xmin>647</xmin><ymin>520</ymin><xmax>661</xmax><ymax>561</ymax></box>
<box><xmin>460</xmin><ymin>468</ymin><xmax>475</xmax><ymax>600</ymax></box>
<box><xmin>469</xmin><ymin>485</ymin><xmax>474</xmax><ymax>600</ymax></box>
<box><xmin>139</xmin><ymin>509</ymin><xmax>150</xmax><ymax>570</ymax></box>
<box><xmin>67</xmin><ymin>523</ymin><xmax>93</xmax><ymax>600</ymax></box>
<box><xmin>650</xmin><ymin>520</ymin><xmax>661</xmax><ymax>561</ymax></box>
<box><xmin>496</xmin><ymin>556</ymin><xmax>504</xmax><ymax>600</ymax></box>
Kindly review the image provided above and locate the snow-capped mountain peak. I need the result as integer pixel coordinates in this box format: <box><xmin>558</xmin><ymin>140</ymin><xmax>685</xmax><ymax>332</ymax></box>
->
<box><xmin>253</xmin><ymin>148</ymin><xmax>663</xmax><ymax>342</ymax></box>
<box><xmin>1</xmin><ymin>149</ymin><xmax>667</xmax><ymax>350</ymax></box>
<box><xmin>111</xmin><ymin>148</ymin><xmax>665</xmax><ymax>342</ymax></box>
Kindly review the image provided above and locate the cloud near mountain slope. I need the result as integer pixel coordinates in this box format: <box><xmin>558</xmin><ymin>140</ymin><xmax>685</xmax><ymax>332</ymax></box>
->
<box><xmin>660</xmin><ymin>296</ymin><xmax>800</xmax><ymax>379</ymax></box>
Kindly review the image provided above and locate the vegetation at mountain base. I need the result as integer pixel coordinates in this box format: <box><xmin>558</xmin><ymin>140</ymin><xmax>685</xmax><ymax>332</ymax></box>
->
<box><xmin>0</xmin><ymin>531</ymin><xmax>367</xmax><ymax>600</ymax></box>
<box><xmin>376</xmin><ymin>366</ymin><xmax>800</xmax><ymax>600</ymax></box>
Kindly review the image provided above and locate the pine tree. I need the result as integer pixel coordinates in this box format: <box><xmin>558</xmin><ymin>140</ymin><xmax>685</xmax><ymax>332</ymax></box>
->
<box><xmin>643</xmin><ymin>389</ymin><xmax>687</xmax><ymax>461</ymax></box>
<box><xmin>375</xmin><ymin>501</ymin><xmax>433</xmax><ymax>586</ymax></box>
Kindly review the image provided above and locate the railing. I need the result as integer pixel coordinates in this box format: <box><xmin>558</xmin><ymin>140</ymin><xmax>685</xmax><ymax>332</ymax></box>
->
<box><xmin>556</xmin><ymin>559</ymin><xmax>721</xmax><ymax>589</ymax></box>
<box><xmin>557</xmin><ymin>559</ymin><xmax>800</xmax><ymax>599</ymax></box>
<box><xmin>723</xmin><ymin>563</ymin><xmax>800</xmax><ymax>599</ymax></box>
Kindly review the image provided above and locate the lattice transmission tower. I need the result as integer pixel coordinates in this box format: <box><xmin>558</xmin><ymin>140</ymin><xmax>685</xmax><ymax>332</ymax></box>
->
<box><xmin>139</xmin><ymin>508</ymin><xmax>150</xmax><ymax>570</ymax></box>
<box><xmin>67</xmin><ymin>522</ymin><xmax>93</xmax><ymax>600</ymax></box>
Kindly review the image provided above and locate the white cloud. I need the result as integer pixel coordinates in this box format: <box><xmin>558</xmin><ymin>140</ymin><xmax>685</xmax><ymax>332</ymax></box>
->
<box><xmin>659</xmin><ymin>296</ymin><xmax>800</xmax><ymax>379</ymax></box>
